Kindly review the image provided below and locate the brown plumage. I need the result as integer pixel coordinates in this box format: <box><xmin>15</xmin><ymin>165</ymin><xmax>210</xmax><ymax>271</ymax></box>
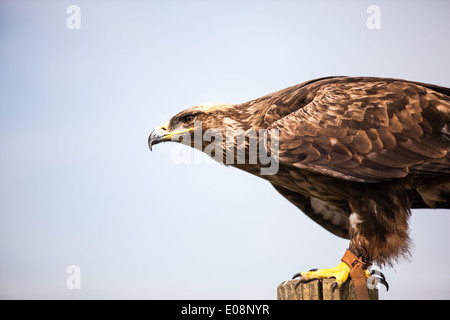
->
<box><xmin>149</xmin><ymin>76</ymin><xmax>450</xmax><ymax>267</ymax></box>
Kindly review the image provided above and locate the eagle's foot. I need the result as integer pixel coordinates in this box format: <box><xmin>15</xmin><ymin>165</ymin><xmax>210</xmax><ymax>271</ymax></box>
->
<box><xmin>292</xmin><ymin>263</ymin><xmax>389</xmax><ymax>291</ymax></box>
<box><xmin>292</xmin><ymin>262</ymin><xmax>353</xmax><ymax>289</ymax></box>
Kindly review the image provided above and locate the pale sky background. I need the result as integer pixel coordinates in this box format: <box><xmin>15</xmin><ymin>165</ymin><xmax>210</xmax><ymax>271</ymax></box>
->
<box><xmin>1</xmin><ymin>0</ymin><xmax>450</xmax><ymax>299</ymax></box>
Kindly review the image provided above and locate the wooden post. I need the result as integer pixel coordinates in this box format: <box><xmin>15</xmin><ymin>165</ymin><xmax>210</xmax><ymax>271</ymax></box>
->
<box><xmin>277</xmin><ymin>279</ymin><xmax>378</xmax><ymax>300</ymax></box>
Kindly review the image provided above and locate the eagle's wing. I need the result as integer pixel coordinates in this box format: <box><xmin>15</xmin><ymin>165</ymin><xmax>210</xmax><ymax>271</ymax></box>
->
<box><xmin>272</xmin><ymin>184</ymin><xmax>349</xmax><ymax>239</ymax></box>
<box><xmin>267</xmin><ymin>78</ymin><xmax>450</xmax><ymax>183</ymax></box>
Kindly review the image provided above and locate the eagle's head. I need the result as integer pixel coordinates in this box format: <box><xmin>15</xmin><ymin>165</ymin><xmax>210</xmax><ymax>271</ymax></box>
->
<box><xmin>149</xmin><ymin>102</ymin><xmax>279</xmax><ymax>175</ymax></box>
<box><xmin>148</xmin><ymin>103</ymin><xmax>236</xmax><ymax>151</ymax></box>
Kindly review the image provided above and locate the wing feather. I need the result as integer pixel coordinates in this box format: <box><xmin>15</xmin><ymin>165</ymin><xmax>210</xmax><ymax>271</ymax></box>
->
<box><xmin>266</xmin><ymin>77</ymin><xmax>450</xmax><ymax>183</ymax></box>
<box><xmin>272</xmin><ymin>184</ymin><xmax>350</xmax><ymax>239</ymax></box>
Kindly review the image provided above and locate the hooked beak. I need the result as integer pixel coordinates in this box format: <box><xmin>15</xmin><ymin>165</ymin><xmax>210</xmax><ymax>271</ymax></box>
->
<box><xmin>148</xmin><ymin>121</ymin><xmax>170</xmax><ymax>151</ymax></box>
<box><xmin>148</xmin><ymin>121</ymin><xmax>193</xmax><ymax>151</ymax></box>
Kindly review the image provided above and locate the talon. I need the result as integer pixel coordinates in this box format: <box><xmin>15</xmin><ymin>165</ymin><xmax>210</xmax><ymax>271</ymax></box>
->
<box><xmin>292</xmin><ymin>272</ymin><xmax>302</xmax><ymax>280</ymax></box>
<box><xmin>309</xmin><ymin>268</ymin><xmax>318</xmax><ymax>272</ymax></box>
<box><xmin>379</xmin><ymin>278</ymin><xmax>389</xmax><ymax>292</ymax></box>
<box><xmin>332</xmin><ymin>281</ymin><xmax>339</xmax><ymax>292</ymax></box>
<box><xmin>294</xmin><ymin>279</ymin><xmax>303</xmax><ymax>290</ymax></box>
<box><xmin>368</xmin><ymin>269</ymin><xmax>389</xmax><ymax>291</ymax></box>
<box><xmin>370</xmin><ymin>269</ymin><xmax>386</xmax><ymax>281</ymax></box>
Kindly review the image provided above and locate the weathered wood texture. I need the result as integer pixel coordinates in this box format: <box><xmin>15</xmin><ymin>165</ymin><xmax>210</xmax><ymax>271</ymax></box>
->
<box><xmin>277</xmin><ymin>279</ymin><xmax>378</xmax><ymax>300</ymax></box>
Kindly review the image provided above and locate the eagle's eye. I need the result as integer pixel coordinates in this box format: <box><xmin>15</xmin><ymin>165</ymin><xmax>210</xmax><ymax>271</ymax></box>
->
<box><xmin>185</xmin><ymin>115</ymin><xmax>194</xmax><ymax>123</ymax></box>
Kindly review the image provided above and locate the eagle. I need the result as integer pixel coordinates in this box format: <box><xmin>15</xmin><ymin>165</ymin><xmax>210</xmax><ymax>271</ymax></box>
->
<box><xmin>148</xmin><ymin>76</ymin><xmax>450</xmax><ymax>299</ymax></box>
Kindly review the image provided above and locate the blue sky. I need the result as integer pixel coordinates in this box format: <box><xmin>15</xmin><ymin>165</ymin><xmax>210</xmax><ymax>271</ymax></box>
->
<box><xmin>1</xmin><ymin>0</ymin><xmax>450</xmax><ymax>299</ymax></box>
